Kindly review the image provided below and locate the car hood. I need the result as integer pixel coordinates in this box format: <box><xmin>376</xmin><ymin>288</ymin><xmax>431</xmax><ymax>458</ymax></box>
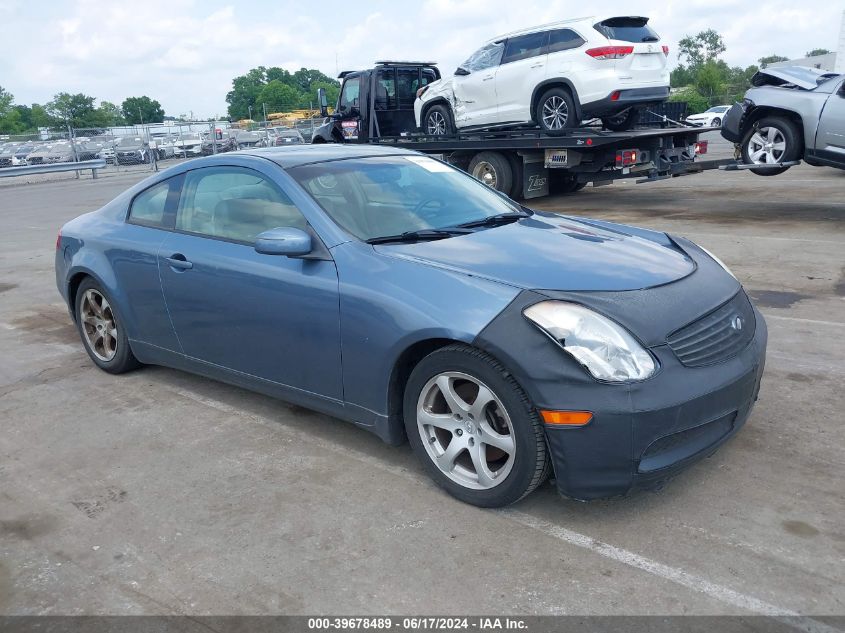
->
<box><xmin>375</xmin><ymin>212</ymin><xmax>695</xmax><ymax>291</ymax></box>
<box><xmin>750</xmin><ymin>66</ymin><xmax>839</xmax><ymax>91</ymax></box>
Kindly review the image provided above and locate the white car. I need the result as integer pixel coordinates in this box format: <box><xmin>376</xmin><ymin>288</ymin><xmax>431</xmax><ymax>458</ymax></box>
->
<box><xmin>415</xmin><ymin>15</ymin><xmax>670</xmax><ymax>135</ymax></box>
<box><xmin>685</xmin><ymin>105</ymin><xmax>730</xmax><ymax>128</ymax></box>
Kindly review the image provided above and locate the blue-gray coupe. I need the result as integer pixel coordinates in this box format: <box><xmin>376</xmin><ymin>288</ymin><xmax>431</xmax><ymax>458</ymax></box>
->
<box><xmin>56</xmin><ymin>145</ymin><xmax>767</xmax><ymax>507</ymax></box>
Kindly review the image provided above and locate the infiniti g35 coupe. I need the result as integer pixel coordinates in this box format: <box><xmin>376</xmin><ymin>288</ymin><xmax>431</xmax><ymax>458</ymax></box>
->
<box><xmin>56</xmin><ymin>145</ymin><xmax>767</xmax><ymax>507</ymax></box>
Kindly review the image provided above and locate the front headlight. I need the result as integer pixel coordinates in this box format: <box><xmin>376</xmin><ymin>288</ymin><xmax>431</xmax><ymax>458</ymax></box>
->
<box><xmin>698</xmin><ymin>245</ymin><xmax>736</xmax><ymax>279</ymax></box>
<box><xmin>524</xmin><ymin>301</ymin><xmax>656</xmax><ymax>382</ymax></box>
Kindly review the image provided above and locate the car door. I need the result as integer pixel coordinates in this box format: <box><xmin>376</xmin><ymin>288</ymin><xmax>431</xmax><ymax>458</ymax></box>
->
<box><xmin>495</xmin><ymin>31</ymin><xmax>549</xmax><ymax>124</ymax></box>
<box><xmin>452</xmin><ymin>42</ymin><xmax>504</xmax><ymax>127</ymax></box>
<box><xmin>157</xmin><ymin>164</ymin><xmax>343</xmax><ymax>400</ymax></box>
<box><xmin>815</xmin><ymin>78</ymin><xmax>845</xmax><ymax>165</ymax></box>
<box><xmin>113</xmin><ymin>175</ymin><xmax>184</xmax><ymax>353</ymax></box>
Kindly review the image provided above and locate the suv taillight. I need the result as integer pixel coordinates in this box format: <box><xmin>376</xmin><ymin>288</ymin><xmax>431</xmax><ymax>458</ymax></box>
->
<box><xmin>662</xmin><ymin>45</ymin><xmax>669</xmax><ymax>56</ymax></box>
<box><xmin>586</xmin><ymin>46</ymin><xmax>634</xmax><ymax>60</ymax></box>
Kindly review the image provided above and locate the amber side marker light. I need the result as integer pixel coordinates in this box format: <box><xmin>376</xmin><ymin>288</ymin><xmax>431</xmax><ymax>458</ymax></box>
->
<box><xmin>540</xmin><ymin>410</ymin><xmax>593</xmax><ymax>426</ymax></box>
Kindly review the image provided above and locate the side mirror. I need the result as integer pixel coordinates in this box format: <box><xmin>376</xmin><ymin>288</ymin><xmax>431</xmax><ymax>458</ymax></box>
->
<box><xmin>254</xmin><ymin>227</ymin><xmax>312</xmax><ymax>257</ymax></box>
<box><xmin>317</xmin><ymin>88</ymin><xmax>329</xmax><ymax>117</ymax></box>
<box><xmin>455</xmin><ymin>67</ymin><xmax>470</xmax><ymax>76</ymax></box>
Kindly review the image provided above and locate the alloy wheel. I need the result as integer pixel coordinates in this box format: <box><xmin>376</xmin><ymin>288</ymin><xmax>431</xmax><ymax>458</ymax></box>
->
<box><xmin>80</xmin><ymin>289</ymin><xmax>118</xmax><ymax>362</ymax></box>
<box><xmin>416</xmin><ymin>371</ymin><xmax>516</xmax><ymax>490</ymax></box>
<box><xmin>542</xmin><ymin>96</ymin><xmax>569</xmax><ymax>130</ymax></box>
<box><xmin>746</xmin><ymin>126</ymin><xmax>787</xmax><ymax>164</ymax></box>
<box><xmin>427</xmin><ymin>111</ymin><xmax>447</xmax><ymax>135</ymax></box>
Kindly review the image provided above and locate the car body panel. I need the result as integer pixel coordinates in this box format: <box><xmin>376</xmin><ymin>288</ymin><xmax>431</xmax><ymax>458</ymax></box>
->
<box><xmin>376</xmin><ymin>211</ymin><xmax>695</xmax><ymax>291</ymax></box>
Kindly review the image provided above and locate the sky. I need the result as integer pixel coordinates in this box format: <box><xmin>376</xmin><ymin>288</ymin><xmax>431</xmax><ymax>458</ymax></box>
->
<box><xmin>0</xmin><ymin>0</ymin><xmax>842</xmax><ymax>118</ymax></box>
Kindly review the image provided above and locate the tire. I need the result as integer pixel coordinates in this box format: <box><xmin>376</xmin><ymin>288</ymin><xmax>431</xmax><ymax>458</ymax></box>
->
<box><xmin>535</xmin><ymin>87</ymin><xmax>576</xmax><ymax>134</ymax></box>
<box><xmin>506</xmin><ymin>153</ymin><xmax>524</xmax><ymax>200</ymax></box>
<box><xmin>741</xmin><ymin>116</ymin><xmax>802</xmax><ymax>176</ymax></box>
<box><xmin>423</xmin><ymin>104</ymin><xmax>455</xmax><ymax>136</ymax></box>
<box><xmin>74</xmin><ymin>278</ymin><xmax>140</xmax><ymax>374</ymax></box>
<box><xmin>712</xmin><ymin>117</ymin><xmax>722</xmax><ymax>127</ymax></box>
<box><xmin>403</xmin><ymin>344</ymin><xmax>550</xmax><ymax>508</ymax></box>
<box><xmin>468</xmin><ymin>151</ymin><xmax>513</xmax><ymax>195</ymax></box>
<box><xmin>601</xmin><ymin>108</ymin><xmax>639</xmax><ymax>132</ymax></box>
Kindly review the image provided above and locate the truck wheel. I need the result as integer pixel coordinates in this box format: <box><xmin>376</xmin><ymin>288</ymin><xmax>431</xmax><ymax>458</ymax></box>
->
<box><xmin>741</xmin><ymin>116</ymin><xmax>801</xmax><ymax>176</ymax></box>
<box><xmin>536</xmin><ymin>88</ymin><xmax>576</xmax><ymax>135</ymax></box>
<box><xmin>469</xmin><ymin>152</ymin><xmax>513</xmax><ymax>195</ymax></box>
<box><xmin>424</xmin><ymin>104</ymin><xmax>455</xmax><ymax>135</ymax></box>
<box><xmin>507</xmin><ymin>153</ymin><xmax>524</xmax><ymax>200</ymax></box>
<box><xmin>550</xmin><ymin>173</ymin><xmax>586</xmax><ymax>195</ymax></box>
<box><xmin>602</xmin><ymin>108</ymin><xmax>639</xmax><ymax>132</ymax></box>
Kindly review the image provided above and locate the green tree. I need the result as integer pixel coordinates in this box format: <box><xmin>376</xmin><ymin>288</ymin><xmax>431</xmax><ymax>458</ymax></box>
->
<box><xmin>257</xmin><ymin>80</ymin><xmax>300</xmax><ymax>113</ymax></box>
<box><xmin>46</xmin><ymin>92</ymin><xmax>98</xmax><ymax>127</ymax></box>
<box><xmin>806</xmin><ymin>48</ymin><xmax>831</xmax><ymax>57</ymax></box>
<box><xmin>121</xmin><ymin>96</ymin><xmax>164</xmax><ymax>124</ymax></box>
<box><xmin>0</xmin><ymin>85</ymin><xmax>13</xmax><ymax>116</ymax></box>
<box><xmin>678</xmin><ymin>29</ymin><xmax>726</xmax><ymax>69</ymax></box>
<box><xmin>96</xmin><ymin>101</ymin><xmax>125</xmax><ymax>126</ymax></box>
<box><xmin>758</xmin><ymin>55</ymin><xmax>789</xmax><ymax>68</ymax></box>
<box><xmin>226</xmin><ymin>67</ymin><xmax>269</xmax><ymax>119</ymax></box>
<box><xmin>669</xmin><ymin>87</ymin><xmax>710</xmax><ymax>114</ymax></box>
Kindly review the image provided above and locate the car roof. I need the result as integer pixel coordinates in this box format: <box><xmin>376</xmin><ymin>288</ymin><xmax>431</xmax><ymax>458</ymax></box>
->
<box><xmin>484</xmin><ymin>15</ymin><xmax>646</xmax><ymax>43</ymax></box>
<box><xmin>237</xmin><ymin>144</ymin><xmax>419</xmax><ymax>169</ymax></box>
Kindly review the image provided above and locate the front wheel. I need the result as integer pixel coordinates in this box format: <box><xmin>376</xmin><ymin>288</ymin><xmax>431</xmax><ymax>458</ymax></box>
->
<box><xmin>741</xmin><ymin>116</ymin><xmax>802</xmax><ymax>176</ymax></box>
<box><xmin>424</xmin><ymin>104</ymin><xmax>455</xmax><ymax>136</ymax></box>
<box><xmin>535</xmin><ymin>88</ymin><xmax>576</xmax><ymax>134</ymax></box>
<box><xmin>74</xmin><ymin>278</ymin><xmax>140</xmax><ymax>374</ymax></box>
<box><xmin>403</xmin><ymin>345</ymin><xmax>550</xmax><ymax>507</ymax></box>
<box><xmin>602</xmin><ymin>108</ymin><xmax>639</xmax><ymax>132</ymax></box>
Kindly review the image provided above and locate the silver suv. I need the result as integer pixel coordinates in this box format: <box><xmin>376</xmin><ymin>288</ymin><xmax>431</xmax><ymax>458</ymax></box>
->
<box><xmin>721</xmin><ymin>66</ymin><xmax>845</xmax><ymax>175</ymax></box>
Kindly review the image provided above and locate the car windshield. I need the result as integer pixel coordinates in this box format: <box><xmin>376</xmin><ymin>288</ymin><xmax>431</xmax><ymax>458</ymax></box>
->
<box><xmin>117</xmin><ymin>137</ymin><xmax>143</xmax><ymax>147</ymax></box>
<box><xmin>707</xmin><ymin>106</ymin><xmax>728</xmax><ymax>113</ymax></box>
<box><xmin>594</xmin><ymin>17</ymin><xmax>660</xmax><ymax>43</ymax></box>
<box><xmin>289</xmin><ymin>155</ymin><xmax>524</xmax><ymax>242</ymax></box>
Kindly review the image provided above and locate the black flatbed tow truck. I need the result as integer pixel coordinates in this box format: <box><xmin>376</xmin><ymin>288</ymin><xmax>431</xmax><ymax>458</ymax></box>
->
<box><xmin>312</xmin><ymin>61</ymin><xmax>730</xmax><ymax>200</ymax></box>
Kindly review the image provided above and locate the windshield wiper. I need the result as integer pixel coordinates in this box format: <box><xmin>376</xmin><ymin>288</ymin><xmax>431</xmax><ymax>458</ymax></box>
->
<box><xmin>453</xmin><ymin>211</ymin><xmax>530</xmax><ymax>229</ymax></box>
<box><xmin>366</xmin><ymin>228</ymin><xmax>471</xmax><ymax>245</ymax></box>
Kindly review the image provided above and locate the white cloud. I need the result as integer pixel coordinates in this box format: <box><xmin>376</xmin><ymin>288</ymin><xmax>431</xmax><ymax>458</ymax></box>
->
<box><xmin>0</xmin><ymin>0</ymin><xmax>841</xmax><ymax>117</ymax></box>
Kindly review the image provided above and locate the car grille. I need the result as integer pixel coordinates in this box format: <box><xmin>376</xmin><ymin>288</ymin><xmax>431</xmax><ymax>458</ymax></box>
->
<box><xmin>29</xmin><ymin>157</ymin><xmax>43</xmax><ymax>164</ymax></box>
<box><xmin>666</xmin><ymin>292</ymin><xmax>755</xmax><ymax>367</ymax></box>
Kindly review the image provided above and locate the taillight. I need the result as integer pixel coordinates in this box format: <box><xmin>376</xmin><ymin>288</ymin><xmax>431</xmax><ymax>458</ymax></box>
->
<box><xmin>586</xmin><ymin>46</ymin><xmax>634</xmax><ymax>60</ymax></box>
<box><xmin>662</xmin><ymin>45</ymin><xmax>670</xmax><ymax>56</ymax></box>
<box><xmin>56</xmin><ymin>229</ymin><xmax>62</xmax><ymax>250</ymax></box>
<box><xmin>615</xmin><ymin>149</ymin><xmax>638</xmax><ymax>168</ymax></box>
<box><xmin>695</xmin><ymin>141</ymin><xmax>708</xmax><ymax>155</ymax></box>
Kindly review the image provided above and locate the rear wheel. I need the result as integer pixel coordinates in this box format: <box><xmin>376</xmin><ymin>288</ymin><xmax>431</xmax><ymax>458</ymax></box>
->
<box><xmin>424</xmin><ymin>104</ymin><xmax>455</xmax><ymax>136</ymax></box>
<box><xmin>403</xmin><ymin>344</ymin><xmax>550</xmax><ymax>507</ymax></box>
<box><xmin>550</xmin><ymin>172</ymin><xmax>586</xmax><ymax>195</ymax></box>
<box><xmin>535</xmin><ymin>88</ymin><xmax>576</xmax><ymax>134</ymax></box>
<box><xmin>74</xmin><ymin>278</ymin><xmax>140</xmax><ymax>374</ymax></box>
<box><xmin>601</xmin><ymin>107</ymin><xmax>639</xmax><ymax>132</ymax></box>
<box><xmin>741</xmin><ymin>116</ymin><xmax>802</xmax><ymax>176</ymax></box>
<box><xmin>468</xmin><ymin>151</ymin><xmax>513</xmax><ymax>195</ymax></box>
<box><xmin>712</xmin><ymin>117</ymin><xmax>722</xmax><ymax>127</ymax></box>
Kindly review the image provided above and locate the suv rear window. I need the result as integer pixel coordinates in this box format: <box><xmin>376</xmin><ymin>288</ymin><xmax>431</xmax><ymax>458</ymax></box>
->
<box><xmin>594</xmin><ymin>17</ymin><xmax>659</xmax><ymax>43</ymax></box>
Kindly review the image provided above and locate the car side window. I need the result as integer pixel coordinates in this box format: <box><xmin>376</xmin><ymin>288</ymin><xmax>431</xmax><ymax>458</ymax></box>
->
<box><xmin>128</xmin><ymin>178</ymin><xmax>177</xmax><ymax>228</ymax></box>
<box><xmin>396</xmin><ymin>68</ymin><xmax>422</xmax><ymax>109</ymax></box>
<box><xmin>502</xmin><ymin>32</ymin><xmax>549</xmax><ymax>64</ymax></box>
<box><xmin>462</xmin><ymin>42</ymin><xmax>505</xmax><ymax>72</ymax></box>
<box><xmin>374</xmin><ymin>68</ymin><xmax>396</xmax><ymax>111</ymax></box>
<box><xmin>547</xmin><ymin>29</ymin><xmax>585</xmax><ymax>53</ymax></box>
<box><xmin>176</xmin><ymin>166</ymin><xmax>308</xmax><ymax>244</ymax></box>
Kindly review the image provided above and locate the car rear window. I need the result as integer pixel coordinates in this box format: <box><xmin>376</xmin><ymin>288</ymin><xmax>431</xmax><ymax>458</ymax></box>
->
<box><xmin>594</xmin><ymin>17</ymin><xmax>659</xmax><ymax>43</ymax></box>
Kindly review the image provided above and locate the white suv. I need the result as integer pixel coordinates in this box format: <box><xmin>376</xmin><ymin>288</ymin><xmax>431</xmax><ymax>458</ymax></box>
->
<box><xmin>415</xmin><ymin>16</ymin><xmax>670</xmax><ymax>135</ymax></box>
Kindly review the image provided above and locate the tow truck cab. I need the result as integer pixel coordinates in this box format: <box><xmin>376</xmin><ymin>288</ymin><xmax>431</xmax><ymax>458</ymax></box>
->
<box><xmin>312</xmin><ymin>61</ymin><xmax>440</xmax><ymax>143</ymax></box>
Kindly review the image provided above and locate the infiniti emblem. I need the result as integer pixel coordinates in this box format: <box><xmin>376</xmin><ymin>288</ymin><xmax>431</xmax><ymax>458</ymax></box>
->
<box><xmin>730</xmin><ymin>315</ymin><xmax>744</xmax><ymax>331</ymax></box>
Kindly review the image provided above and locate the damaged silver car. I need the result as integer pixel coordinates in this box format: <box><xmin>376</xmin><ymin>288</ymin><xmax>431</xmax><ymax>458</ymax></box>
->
<box><xmin>721</xmin><ymin>66</ymin><xmax>845</xmax><ymax>175</ymax></box>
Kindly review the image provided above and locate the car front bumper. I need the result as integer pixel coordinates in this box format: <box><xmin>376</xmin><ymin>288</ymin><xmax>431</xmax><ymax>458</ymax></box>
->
<box><xmin>721</xmin><ymin>102</ymin><xmax>746</xmax><ymax>143</ymax></box>
<box><xmin>543</xmin><ymin>315</ymin><xmax>766</xmax><ymax>500</ymax></box>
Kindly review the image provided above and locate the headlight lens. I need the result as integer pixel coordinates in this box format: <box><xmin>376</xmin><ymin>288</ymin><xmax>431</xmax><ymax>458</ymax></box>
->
<box><xmin>698</xmin><ymin>245</ymin><xmax>736</xmax><ymax>279</ymax></box>
<box><xmin>524</xmin><ymin>301</ymin><xmax>656</xmax><ymax>382</ymax></box>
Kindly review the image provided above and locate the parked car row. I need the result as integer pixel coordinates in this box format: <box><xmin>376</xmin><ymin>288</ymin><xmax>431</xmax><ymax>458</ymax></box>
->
<box><xmin>0</xmin><ymin>127</ymin><xmax>307</xmax><ymax>169</ymax></box>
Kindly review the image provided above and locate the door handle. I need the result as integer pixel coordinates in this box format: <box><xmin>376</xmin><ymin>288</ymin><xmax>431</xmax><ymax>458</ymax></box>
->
<box><xmin>530</xmin><ymin>63</ymin><xmax>544</xmax><ymax>68</ymax></box>
<box><xmin>482</xmin><ymin>75</ymin><xmax>494</xmax><ymax>81</ymax></box>
<box><xmin>165</xmin><ymin>253</ymin><xmax>193</xmax><ymax>270</ymax></box>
